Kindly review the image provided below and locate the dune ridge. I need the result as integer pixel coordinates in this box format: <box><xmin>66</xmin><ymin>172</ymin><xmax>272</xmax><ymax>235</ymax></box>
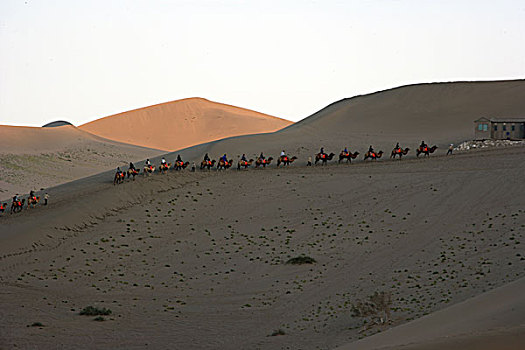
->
<box><xmin>79</xmin><ymin>97</ymin><xmax>292</xmax><ymax>151</ymax></box>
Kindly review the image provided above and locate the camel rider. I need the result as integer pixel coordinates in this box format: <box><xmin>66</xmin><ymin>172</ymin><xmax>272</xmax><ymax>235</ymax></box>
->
<box><xmin>117</xmin><ymin>167</ymin><xmax>122</xmax><ymax>174</ymax></box>
<box><xmin>241</xmin><ymin>154</ymin><xmax>247</xmax><ymax>162</ymax></box>
<box><xmin>320</xmin><ymin>147</ymin><xmax>325</xmax><ymax>155</ymax></box>
<box><xmin>13</xmin><ymin>194</ymin><xmax>19</xmax><ymax>204</ymax></box>
<box><xmin>161</xmin><ymin>157</ymin><xmax>167</xmax><ymax>165</ymax></box>
<box><xmin>29</xmin><ymin>190</ymin><xmax>36</xmax><ymax>201</ymax></box>
<box><xmin>129</xmin><ymin>162</ymin><xmax>136</xmax><ymax>170</ymax></box>
<box><xmin>145</xmin><ymin>159</ymin><xmax>151</xmax><ymax>166</ymax></box>
<box><xmin>420</xmin><ymin>141</ymin><xmax>427</xmax><ymax>149</ymax></box>
<box><xmin>259</xmin><ymin>152</ymin><xmax>265</xmax><ymax>160</ymax></box>
<box><xmin>176</xmin><ymin>155</ymin><xmax>182</xmax><ymax>163</ymax></box>
<box><xmin>280</xmin><ymin>150</ymin><xmax>286</xmax><ymax>157</ymax></box>
<box><xmin>395</xmin><ymin>142</ymin><xmax>400</xmax><ymax>150</ymax></box>
<box><xmin>221</xmin><ymin>154</ymin><xmax>228</xmax><ymax>163</ymax></box>
<box><xmin>368</xmin><ymin>145</ymin><xmax>374</xmax><ymax>154</ymax></box>
<box><xmin>204</xmin><ymin>153</ymin><xmax>210</xmax><ymax>162</ymax></box>
<box><xmin>343</xmin><ymin>147</ymin><xmax>348</xmax><ymax>155</ymax></box>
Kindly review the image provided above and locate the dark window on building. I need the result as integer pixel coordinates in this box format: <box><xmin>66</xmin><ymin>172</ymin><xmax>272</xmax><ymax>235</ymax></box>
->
<box><xmin>512</xmin><ymin>125</ymin><xmax>515</xmax><ymax>131</ymax></box>
<box><xmin>478</xmin><ymin>124</ymin><xmax>483</xmax><ymax>131</ymax></box>
<box><xmin>503</xmin><ymin>125</ymin><xmax>507</xmax><ymax>131</ymax></box>
<box><xmin>494</xmin><ymin>125</ymin><xmax>498</xmax><ymax>131</ymax></box>
<box><xmin>483</xmin><ymin>124</ymin><xmax>488</xmax><ymax>131</ymax></box>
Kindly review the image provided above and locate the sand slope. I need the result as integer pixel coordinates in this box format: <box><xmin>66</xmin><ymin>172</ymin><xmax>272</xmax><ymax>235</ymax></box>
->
<box><xmin>159</xmin><ymin>80</ymin><xmax>525</xmax><ymax>165</ymax></box>
<box><xmin>79</xmin><ymin>98</ymin><xmax>292</xmax><ymax>151</ymax></box>
<box><xmin>338</xmin><ymin>275</ymin><xmax>525</xmax><ymax>350</ymax></box>
<box><xmin>0</xmin><ymin>125</ymin><xmax>163</xmax><ymax>195</ymax></box>
<box><xmin>1</xmin><ymin>146</ymin><xmax>524</xmax><ymax>349</ymax></box>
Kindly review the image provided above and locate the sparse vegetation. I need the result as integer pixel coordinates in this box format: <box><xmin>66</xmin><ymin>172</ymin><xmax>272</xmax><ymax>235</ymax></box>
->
<box><xmin>79</xmin><ymin>306</ymin><xmax>112</xmax><ymax>316</ymax></box>
<box><xmin>285</xmin><ymin>256</ymin><xmax>316</xmax><ymax>265</ymax></box>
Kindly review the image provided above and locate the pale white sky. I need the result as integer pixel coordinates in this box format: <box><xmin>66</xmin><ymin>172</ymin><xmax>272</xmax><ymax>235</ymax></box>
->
<box><xmin>1</xmin><ymin>0</ymin><xmax>524</xmax><ymax>126</ymax></box>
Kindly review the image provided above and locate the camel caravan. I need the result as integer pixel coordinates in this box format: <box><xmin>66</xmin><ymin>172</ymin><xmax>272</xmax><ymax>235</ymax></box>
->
<box><xmin>111</xmin><ymin>141</ymin><xmax>442</xmax><ymax>185</ymax></box>
<box><xmin>2</xmin><ymin>141</ymin><xmax>444</xmax><ymax>215</ymax></box>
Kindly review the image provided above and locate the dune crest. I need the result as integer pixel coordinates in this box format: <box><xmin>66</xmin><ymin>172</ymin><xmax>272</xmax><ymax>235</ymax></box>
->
<box><xmin>79</xmin><ymin>97</ymin><xmax>292</xmax><ymax>151</ymax></box>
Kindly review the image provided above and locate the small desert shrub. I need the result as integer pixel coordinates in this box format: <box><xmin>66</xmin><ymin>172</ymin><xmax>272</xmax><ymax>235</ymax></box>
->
<box><xmin>351</xmin><ymin>291</ymin><xmax>392</xmax><ymax>324</ymax></box>
<box><xmin>271</xmin><ymin>329</ymin><xmax>286</xmax><ymax>336</ymax></box>
<box><xmin>79</xmin><ymin>306</ymin><xmax>112</xmax><ymax>316</ymax></box>
<box><xmin>94</xmin><ymin>316</ymin><xmax>105</xmax><ymax>322</ymax></box>
<box><xmin>285</xmin><ymin>256</ymin><xmax>316</xmax><ymax>265</ymax></box>
<box><xmin>30</xmin><ymin>322</ymin><xmax>44</xmax><ymax>327</ymax></box>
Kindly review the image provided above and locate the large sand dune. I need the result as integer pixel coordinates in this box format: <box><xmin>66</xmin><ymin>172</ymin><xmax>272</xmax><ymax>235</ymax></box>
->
<box><xmin>1</xmin><ymin>80</ymin><xmax>524</xmax><ymax>349</ymax></box>
<box><xmin>79</xmin><ymin>98</ymin><xmax>292</xmax><ymax>151</ymax></box>
<box><xmin>158</xmin><ymin>80</ymin><xmax>525</xmax><ymax>166</ymax></box>
<box><xmin>0</xmin><ymin>125</ymin><xmax>163</xmax><ymax>195</ymax></box>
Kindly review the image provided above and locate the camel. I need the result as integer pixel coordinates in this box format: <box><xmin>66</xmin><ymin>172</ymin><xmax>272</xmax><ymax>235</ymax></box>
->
<box><xmin>158</xmin><ymin>163</ymin><xmax>171</xmax><ymax>174</ymax></box>
<box><xmin>127</xmin><ymin>168</ymin><xmax>140</xmax><ymax>180</ymax></box>
<box><xmin>217</xmin><ymin>159</ymin><xmax>234</xmax><ymax>170</ymax></box>
<box><xmin>364</xmin><ymin>150</ymin><xmax>384</xmax><ymax>161</ymax></box>
<box><xmin>114</xmin><ymin>171</ymin><xmax>125</xmax><ymax>185</ymax></box>
<box><xmin>416</xmin><ymin>145</ymin><xmax>438</xmax><ymax>157</ymax></box>
<box><xmin>338</xmin><ymin>151</ymin><xmax>360</xmax><ymax>163</ymax></box>
<box><xmin>200</xmin><ymin>160</ymin><xmax>216</xmax><ymax>170</ymax></box>
<box><xmin>390</xmin><ymin>147</ymin><xmax>410</xmax><ymax>159</ymax></box>
<box><xmin>174</xmin><ymin>161</ymin><xmax>190</xmax><ymax>171</ymax></box>
<box><xmin>255</xmin><ymin>157</ymin><xmax>273</xmax><ymax>168</ymax></box>
<box><xmin>143</xmin><ymin>165</ymin><xmax>155</xmax><ymax>176</ymax></box>
<box><xmin>237</xmin><ymin>159</ymin><xmax>254</xmax><ymax>170</ymax></box>
<box><xmin>10</xmin><ymin>198</ymin><xmax>25</xmax><ymax>214</ymax></box>
<box><xmin>0</xmin><ymin>202</ymin><xmax>8</xmax><ymax>214</ymax></box>
<box><xmin>277</xmin><ymin>155</ymin><xmax>297</xmax><ymax>167</ymax></box>
<box><xmin>27</xmin><ymin>196</ymin><xmax>40</xmax><ymax>208</ymax></box>
<box><xmin>315</xmin><ymin>152</ymin><xmax>335</xmax><ymax>165</ymax></box>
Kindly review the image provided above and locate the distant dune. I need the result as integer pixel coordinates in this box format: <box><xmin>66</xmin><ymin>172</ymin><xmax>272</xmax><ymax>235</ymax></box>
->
<box><xmin>42</xmin><ymin>120</ymin><xmax>73</xmax><ymax>128</ymax></box>
<box><xmin>0</xmin><ymin>125</ymin><xmax>162</xmax><ymax>195</ymax></box>
<box><xmin>79</xmin><ymin>98</ymin><xmax>292</xmax><ymax>151</ymax></box>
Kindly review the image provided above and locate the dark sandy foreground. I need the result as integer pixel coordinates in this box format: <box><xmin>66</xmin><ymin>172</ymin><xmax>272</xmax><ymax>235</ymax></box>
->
<box><xmin>1</xmin><ymin>147</ymin><xmax>524</xmax><ymax>349</ymax></box>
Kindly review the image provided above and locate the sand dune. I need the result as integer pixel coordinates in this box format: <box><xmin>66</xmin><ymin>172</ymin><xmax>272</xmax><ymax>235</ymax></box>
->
<box><xmin>0</xmin><ymin>125</ymin><xmax>163</xmax><ymax>195</ymax></box>
<box><xmin>159</xmin><ymin>80</ymin><xmax>525</xmax><ymax>166</ymax></box>
<box><xmin>1</xmin><ymin>80</ymin><xmax>525</xmax><ymax>349</ymax></box>
<box><xmin>79</xmin><ymin>97</ymin><xmax>292</xmax><ymax>151</ymax></box>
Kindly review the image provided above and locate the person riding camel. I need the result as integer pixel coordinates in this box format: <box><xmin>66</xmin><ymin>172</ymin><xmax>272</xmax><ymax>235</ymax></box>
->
<box><xmin>161</xmin><ymin>157</ymin><xmax>167</xmax><ymax>166</ymax></box>
<box><xmin>176</xmin><ymin>154</ymin><xmax>182</xmax><ymax>162</ymax></box>
<box><xmin>259</xmin><ymin>152</ymin><xmax>265</xmax><ymax>161</ymax></box>
<box><xmin>343</xmin><ymin>147</ymin><xmax>348</xmax><ymax>155</ymax></box>
<box><xmin>395</xmin><ymin>142</ymin><xmax>400</xmax><ymax>150</ymax></box>
<box><xmin>320</xmin><ymin>147</ymin><xmax>326</xmax><ymax>158</ymax></box>
<box><xmin>280</xmin><ymin>150</ymin><xmax>286</xmax><ymax>157</ymax></box>
<box><xmin>13</xmin><ymin>194</ymin><xmax>20</xmax><ymax>206</ymax></box>
<box><xmin>129</xmin><ymin>162</ymin><xmax>136</xmax><ymax>170</ymax></box>
<box><xmin>29</xmin><ymin>190</ymin><xmax>36</xmax><ymax>201</ymax></box>
<box><xmin>241</xmin><ymin>154</ymin><xmax>247</xmax><ymax>162</ymax></box>
<box><xmin>145</xmin><ymin>159</ymin><xmax>151</xmax><ymax>166</ymax></box>
<box><xmin>368</xmin><ymin>145</ymin><xmax>374</xmax><ymax>154</ymax></box>
<box><xmin>420</xmin><ymin>141</ymin><xmax>428</xmax><ymax>150</ymax></box>
<box><xmin>221</xmin><ymin>154</ymin><xmax>228</xmax><ymax>163</ymax></box>
<box><xmin>116</xmin><ymin>167</ymin><xmax>122</xmax><ymax>174</ymax></box>
<box><xmin>204</xmin><ymin>153</ymin><xmax>210</xmax><ymax>162</ymax></box>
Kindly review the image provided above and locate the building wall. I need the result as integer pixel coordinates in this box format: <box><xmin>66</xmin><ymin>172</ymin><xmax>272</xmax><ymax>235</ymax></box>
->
<box><xmin>491</xmin><ymin>122</ymin><xmax>525</xmax><ymax>140</ymax></box>
<box><xmin>475</xmin><ymin>121</ymin><xmax>491</xmax><ymax>140</ymax></box>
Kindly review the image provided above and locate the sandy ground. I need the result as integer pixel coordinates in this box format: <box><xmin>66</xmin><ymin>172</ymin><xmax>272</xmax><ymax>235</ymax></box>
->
<box><xmin>1</xmin><ymin>146</ymin><xmax>524</xmax><ymax>349</ymax></box>
<box><xmin>0</xmin><ymin>125</ymin><xmax>164</xmax><ymax>195</ymax></box>
<box><xmin>79</xmin><ymin>97</ymin><xmax>292</xmax><ymax>151</ymax></box>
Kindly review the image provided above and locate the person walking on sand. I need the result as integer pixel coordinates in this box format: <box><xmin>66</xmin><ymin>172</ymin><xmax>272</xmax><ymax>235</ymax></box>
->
<box><xmin>447</xmin><ymin>144</ymin><xmax>454</xmax><ymax>155</ymax></box>
<box><xmin>191</xmin><ymin>162</ymin><xmax>196</xmax><ymax>172</ymax></box>
<box><xmin>44</xmin><ymin>193</ymin><xmax>49</xmax><ymax>205</ymax></box>
<box><xmin>307</xmin><ymin>156</ymin><xmax>312</xmax><ymax>166</ymax></box>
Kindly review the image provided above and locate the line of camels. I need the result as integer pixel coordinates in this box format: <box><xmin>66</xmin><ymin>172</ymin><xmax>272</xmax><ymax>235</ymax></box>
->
<box><xmin>113</xmin><ymin>144</ymin><xmax>438</xmax><ymax>184</ymax></box>
<box><xmin>1</xmin><ymin>196</ymin><xmax>40</xmax><ymax>215</ymax></box>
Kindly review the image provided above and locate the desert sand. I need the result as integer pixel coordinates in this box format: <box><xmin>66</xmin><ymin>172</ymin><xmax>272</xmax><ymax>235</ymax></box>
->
<box><xmin>0</xmin><ymin>124</ymin><xmax>164</xmax><ymax>195</ymax></box>
<box><xmin>79</xmin><ymin>97</ymin><xmax>292</xmax><ymax>151</ymax></box>
<box><xmin>1</xmin><ymin>80</ymin><xmax>524</xmax><ymax>349</ymax></box>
